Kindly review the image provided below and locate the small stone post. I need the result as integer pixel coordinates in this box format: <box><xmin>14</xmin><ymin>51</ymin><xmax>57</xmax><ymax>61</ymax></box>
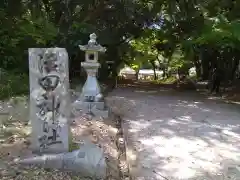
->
<box><xmin>28</xmin><ymin>48</ymin><xmax>70</xmax><ymax>153</ymax></box>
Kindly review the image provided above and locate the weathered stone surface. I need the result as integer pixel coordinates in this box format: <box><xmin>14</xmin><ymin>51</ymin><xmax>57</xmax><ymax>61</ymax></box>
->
<box><xmin>73</xmin><ymin>33</ymin><xmax>110</xmax><ymax>118</ymax></box>
<box><xmin>80</xmin><ymin>62</ymin><xmax>101</xmax><ymax>100</ymax></box>
<box><xmin>28</xmin><ymin>48</ymin><xmax>70</xmax><ymax>153</ymax></box>
<box><xmin>72</xmin><ymin>101</ymin><xmax>110</xmax><ymax>118</ymax></box>
<box><xmin>16</xmin><ymin>140</ymin><xmax>106</xmax><ymax>179</ymax></box>
<box><xmin>224</xmin><ymin>165</ymin><xmax>240</xmax><ymax>180</ymax></box>
<box><xmin>0</xmin><ymin>96</ymin><xmax>120</xmax><ymax>179</ymax></box>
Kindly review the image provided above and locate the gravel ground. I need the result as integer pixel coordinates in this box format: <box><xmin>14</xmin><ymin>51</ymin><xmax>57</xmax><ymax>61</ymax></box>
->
<box><xmin>0</xmin><ymin>89</ymin><xmax>120</xmax><ymax>180</ymax></box>
<box><xmin>107</xmin><ymin>86</ymin><xmax>240</xmax><ymax>180</ymax></box>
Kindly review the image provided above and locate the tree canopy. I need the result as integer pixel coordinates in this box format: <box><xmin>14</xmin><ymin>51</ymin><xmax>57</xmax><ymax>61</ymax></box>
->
<box><xmin>1</xmin><ymin>0</ymin><xmax>240</xmax><ymax>82</ymax></box>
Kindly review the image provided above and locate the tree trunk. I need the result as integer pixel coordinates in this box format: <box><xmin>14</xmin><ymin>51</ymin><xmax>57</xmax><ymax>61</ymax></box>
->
<box><xmin>193</xmin><ymin>55</ymin><xmax>201</xmax><ymax>79</ymax></box>
<box><xmin>231</xmin><ymin>57</ymin><xmax>239</xmax><ymax>81</ymax></box>
<box><xmin>166</xmin><ymin>56</ymin><xmax>172</xmax><ymax>78</ymax></box>
<box><xmin>150</xmin><ymin>60</ymin><xmax>157</xmax><ymax>80</ymax></box>
<box><xmin>195</xmin><ymin>63</ymin><xmax>201</xmax><ymax>79</ymax></box>
<box><xmin>107</xmin><ymin>47</ymin><xmax>123</xmax><ymax>87</ymax></box>
<box><xmin>199</xmin><ymin>46</ymin><xmax>212</xmax><ymax>80</ymax></box>
<box><xmin>201</xmin><ymin>55</ymin><xmax>210</xmax><ymax>80</ymax></box>
<box><xmin>163</xmin><ymin>68</ymin><xmax>166</xmax><ymax>79</ymax></box>
<box><xmin>135</xmin><ymin>69</ymin><xmax>139</xmax><ymax>80</ymax></box>
<box><xmin>99</xmin><ymin>64</ymin><xmax>111</xmax><ymax>82</ymax></box>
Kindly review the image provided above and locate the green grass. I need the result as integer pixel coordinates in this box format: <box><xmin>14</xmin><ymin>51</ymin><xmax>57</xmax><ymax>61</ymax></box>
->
<box><xmin>154</xmin><ymin>76</ymin><xmax>178</xmax><ymax>84</ymax></box>
<box><xmin>0</xmin><ymin>71</ymin><xmax>29</xmax><ymax>100</ymax></box>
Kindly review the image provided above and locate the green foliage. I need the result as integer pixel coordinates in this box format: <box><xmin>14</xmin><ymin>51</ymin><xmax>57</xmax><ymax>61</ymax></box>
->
<box><xmin>0</xmin><ymin>0</ymin><xmax>163</xmax><ymax>97</ymax></box>
<box><xmin>0</xmin><ymin>0</ymin><xmax>240</xmax><ymax>94</ymax></box>
<box><xmin>129</xmin><ymin>29</ymin><xmax>160</xmax><ymax>70</ymax></box>
<box><xmin>196</xmin><ymin>17</ymin><xmax>240</xmax><ymax>48</ymax></box>
<box><xmin>154</xmin><ymin>76</ymin><xmax>177</xmax><ymax>84</ymax></box>
<box><xmin>169</xmin><ymin>50</ymin><xmax>191</xmax><ymax>71</ymax></box>
<box><xmin>18</xmin><ymin>17</ymin><xmax>58</xmax><ymax>45</ymax></box>
<box><xmin>68</xmin><ymin>132</ymin><xmax>79</xmax><ymax>152</ymax></box>
<box><xmin>0</xmin><ymin>71</ymin><xmax>29</xmax><ymax>100</ymax></box>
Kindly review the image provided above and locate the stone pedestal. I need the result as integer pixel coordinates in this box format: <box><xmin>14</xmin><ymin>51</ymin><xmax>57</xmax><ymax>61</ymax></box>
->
<box><xmin>17</xmin><ymin>140</ymin><xmax>106</xmax><ymax>179</ymax></box>
<box><xmin>73</xmin><ymin>33</ymin><xmax>110</xmax><ymax>118</ymax></box>
<box><xmin>28</xmin><ymin>48</ymin><xmax>70</xmax><ymax>153</ymax></box>
<box><xmin>79</xmin><ymin>62</ymin><xmax>101</xmax><ymax>100</ymax></box>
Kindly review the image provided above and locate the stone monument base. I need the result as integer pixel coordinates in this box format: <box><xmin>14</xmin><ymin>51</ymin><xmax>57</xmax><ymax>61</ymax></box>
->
<box><xmin>31</xmin><ymin>122</ymin><xmax>70</xmax><ymax>154</ymax></box>
<box><xmin>72</xmin><ymin>100</ymin><xmax>110</xmax><ymax>118</ymax></box>
<box><xmin>17</xmin><ymin>140</ymin><xmax>106</xmax><ymax>179</ymax></box>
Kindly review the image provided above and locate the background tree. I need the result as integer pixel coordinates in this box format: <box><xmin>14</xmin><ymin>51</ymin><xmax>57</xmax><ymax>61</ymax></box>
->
<box><xmin>1</xmin><ymin>0</ymin><xmax>240</xmax><ymax>99</ymax></box>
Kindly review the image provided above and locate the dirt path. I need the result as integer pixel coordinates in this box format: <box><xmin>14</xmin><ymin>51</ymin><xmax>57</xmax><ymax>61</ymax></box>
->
<box><xmin>107</xmin><ymin>86</ymin><xmax>240</xmax><ymax>180</ymax></box>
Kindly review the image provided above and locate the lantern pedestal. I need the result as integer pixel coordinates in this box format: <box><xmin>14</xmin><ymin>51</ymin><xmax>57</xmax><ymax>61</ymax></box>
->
<box><xmin>80</xmin><ymin>62</ymin><xmax>101</xmax><ymax>100</ymax></box>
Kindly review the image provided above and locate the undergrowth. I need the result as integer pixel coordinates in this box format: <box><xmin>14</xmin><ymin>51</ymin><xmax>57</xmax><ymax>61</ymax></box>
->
<box><xmin>154</xmin><ymin>76</ymin><xmax>177</xmax><ymax>84</ymax></box>
<box><xmin>0</xmin><ymin>70</ymin><xmax>29</xmax><ymax>100</ymax></box>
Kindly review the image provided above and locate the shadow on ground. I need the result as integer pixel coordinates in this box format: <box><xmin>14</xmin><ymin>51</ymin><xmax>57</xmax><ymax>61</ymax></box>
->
<box><xmin>107</xmin><ymin>87</ymin><xmax>240</xmax><ymax>180</ymax></box>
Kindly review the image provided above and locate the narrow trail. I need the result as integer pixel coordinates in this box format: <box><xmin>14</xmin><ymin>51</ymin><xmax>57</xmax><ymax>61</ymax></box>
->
<box><xmin>107</xmin><ymin>83</ymin><xmax>240</xmax><ymax>180</ymax></box>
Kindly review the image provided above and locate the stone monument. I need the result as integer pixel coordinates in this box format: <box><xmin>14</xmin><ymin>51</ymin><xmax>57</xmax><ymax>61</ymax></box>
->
<box><xmin>73</xmin><ymin>33</ymin><xmax>110</xmax><ymax>118</ymax></box>
<box><xmin>16</xmin><ymin>139</ymin><xmax>106</xmax><ymax>179</ymax></box>
<box><xmin>28</xmin><ymin>48</ymin><xmax>70</xmax><ymax>153</ymax></box>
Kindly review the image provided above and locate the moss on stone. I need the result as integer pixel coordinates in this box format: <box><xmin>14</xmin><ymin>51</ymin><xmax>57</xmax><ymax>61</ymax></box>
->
<box><xmin>68</xmin><ymin>131</ymin><xmax>79</xmax><ymax>152</ymax></box>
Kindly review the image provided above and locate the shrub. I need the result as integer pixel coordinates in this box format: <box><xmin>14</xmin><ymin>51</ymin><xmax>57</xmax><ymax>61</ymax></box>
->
<box><xmin>0</xmin><ymin>70</ymin><xmax>29</xmax><ymax>100</ymax></box>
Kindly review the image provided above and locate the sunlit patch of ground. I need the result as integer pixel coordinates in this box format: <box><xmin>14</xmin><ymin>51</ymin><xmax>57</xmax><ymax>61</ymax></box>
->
<box><xmin>107</xmin><ymin>88</ymin><xmax>240</xmax><ymax>180</ymax></box>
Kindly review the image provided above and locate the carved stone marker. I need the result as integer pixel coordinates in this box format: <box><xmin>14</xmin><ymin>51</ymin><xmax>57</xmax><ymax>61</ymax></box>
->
<box><xmin>73</xmin><ymin>33</ymin><xmax>110</xmax><ymax>118</ymax></box>
<box><xmin>16</xmin><ymin>140</ymin><xmax>106</xmax><ymax>179</ymax></box>
<box><xmin>28</xmin><ymin>48</ymin><xmax>70</xmax><ymax>153</ymax></box>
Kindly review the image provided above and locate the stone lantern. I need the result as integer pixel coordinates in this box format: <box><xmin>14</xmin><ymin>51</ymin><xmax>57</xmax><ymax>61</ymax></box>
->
<box><xmin>73</xmin><ymin>33</ymin><xmax>109</xmax><ymax>118</ymax></box>
<box><xmin>81</xmin><ymin>33</ymin><xmax>106</xmax><ymax>63</ymax></box>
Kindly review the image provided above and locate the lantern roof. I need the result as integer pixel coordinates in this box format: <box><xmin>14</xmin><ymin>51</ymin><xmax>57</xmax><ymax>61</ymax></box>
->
<box><xmin>79</xmin><ymin>33</ymin><xmax>106</xmax><ymax>53</ymax></box>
